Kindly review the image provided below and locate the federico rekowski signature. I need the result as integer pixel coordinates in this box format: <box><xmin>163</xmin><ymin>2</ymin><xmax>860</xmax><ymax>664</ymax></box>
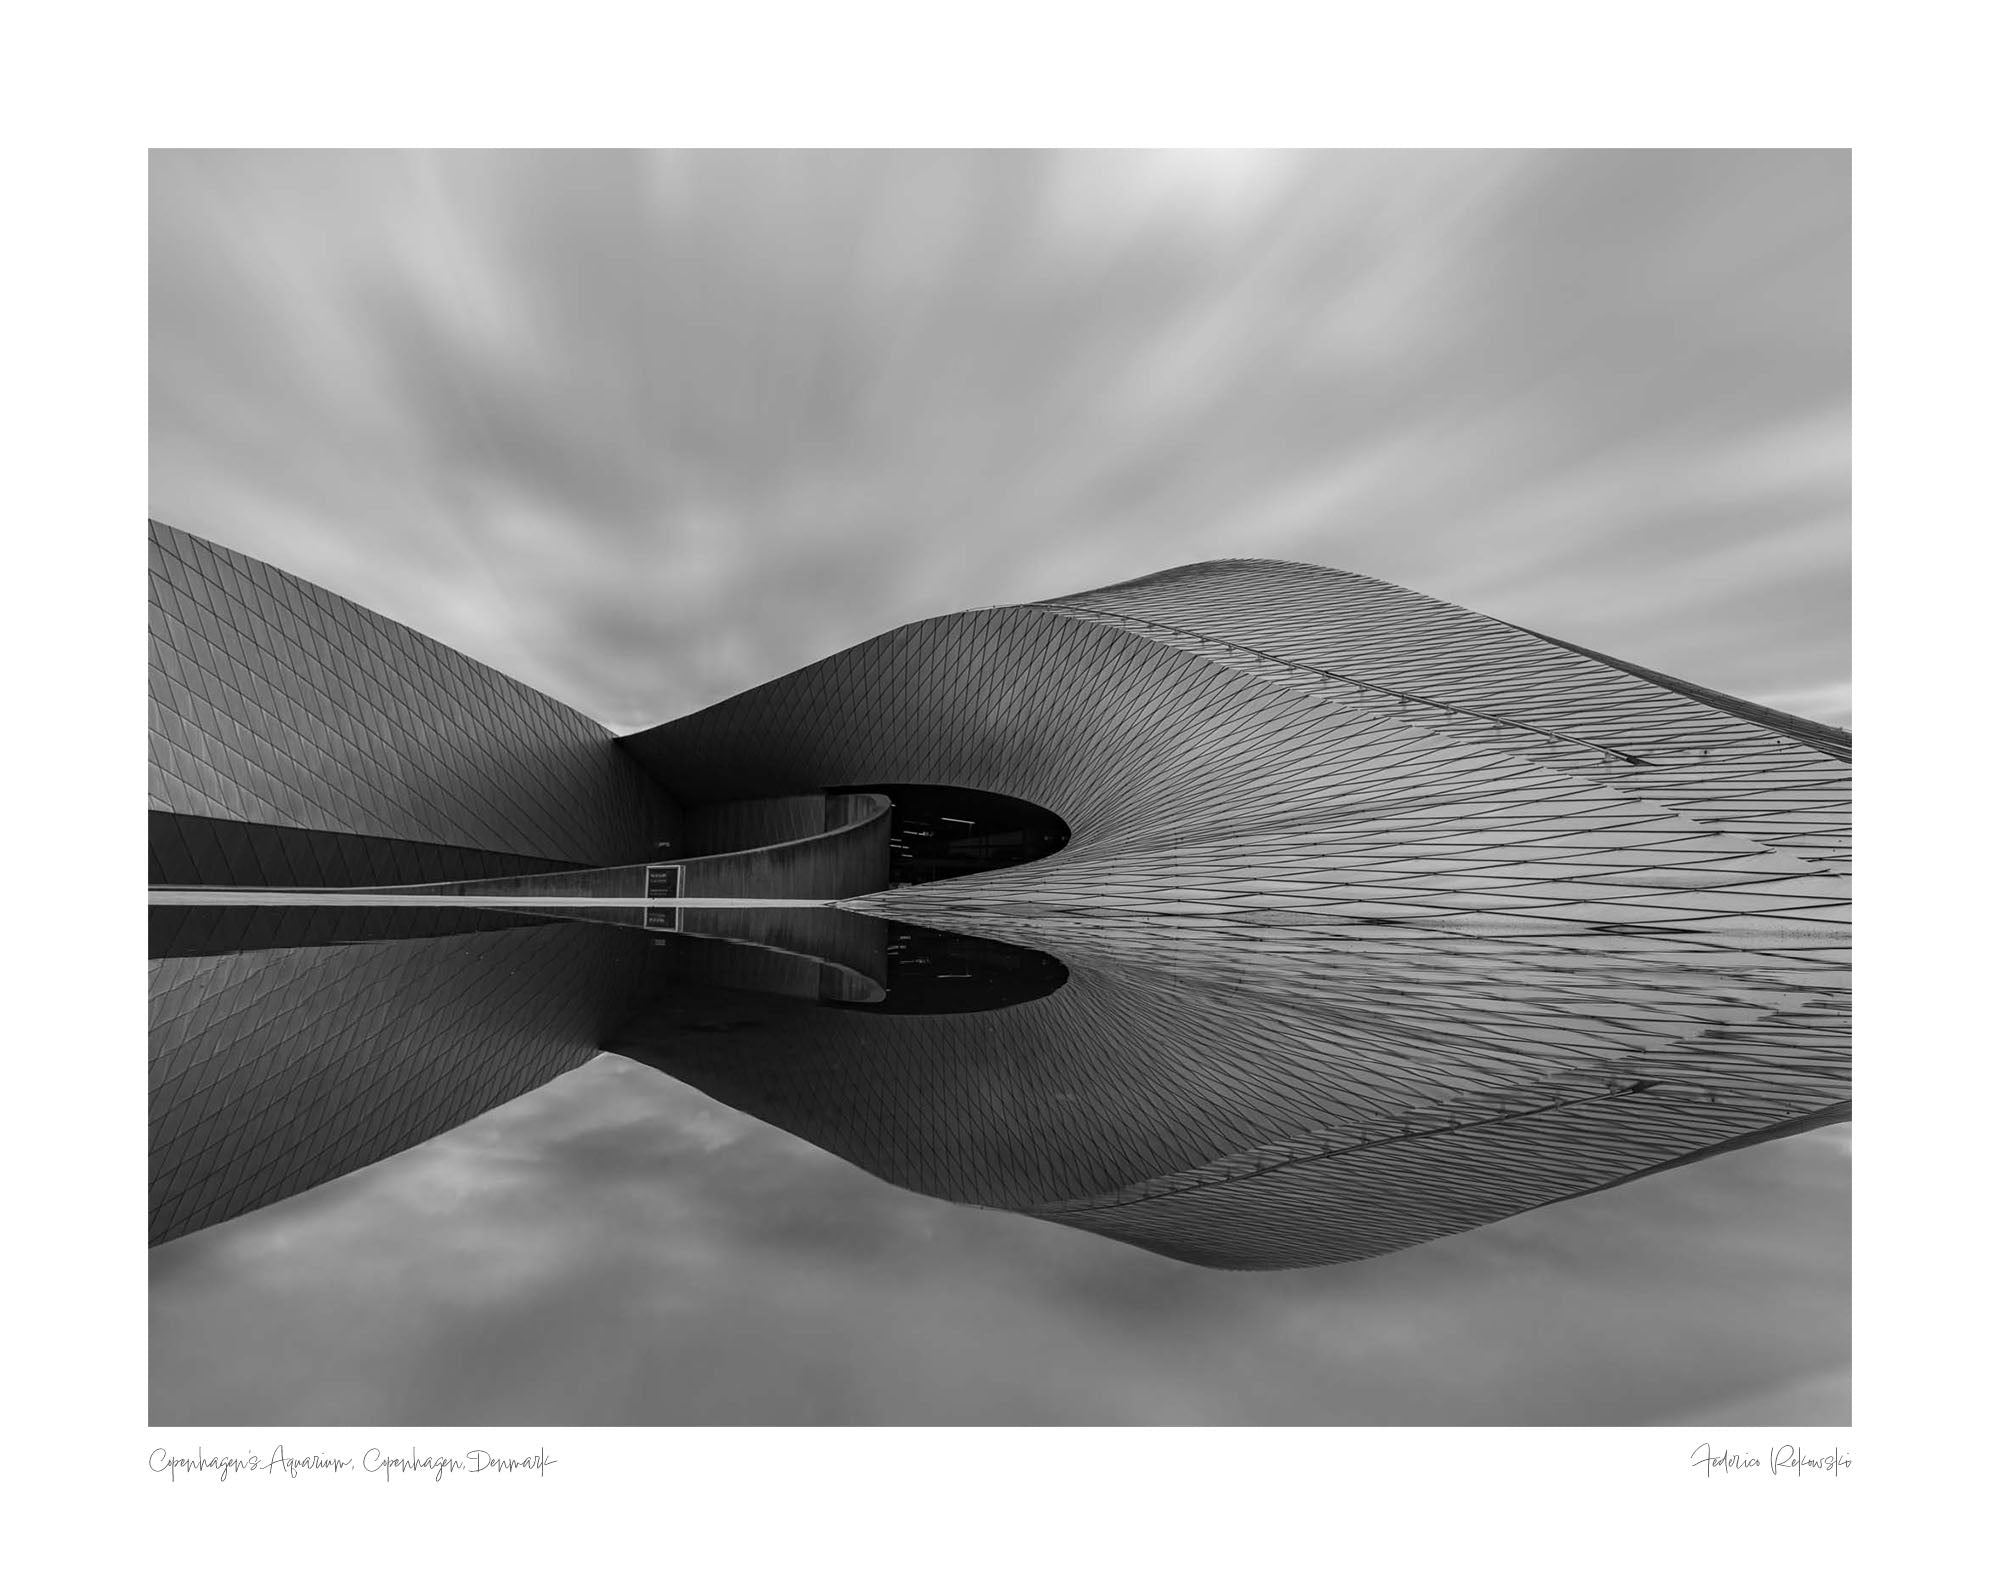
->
<box><xmin>1690</xmin><ymin>1443</ymin><xmax>1852</xmax><ymax>1478</ymax></box>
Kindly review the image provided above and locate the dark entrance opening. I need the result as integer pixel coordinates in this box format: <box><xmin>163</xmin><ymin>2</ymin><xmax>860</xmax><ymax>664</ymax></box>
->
<box><xmin>839</xmin><ymin>785</ymin><xmax>1069</xmax><ymax>886</ymax></box>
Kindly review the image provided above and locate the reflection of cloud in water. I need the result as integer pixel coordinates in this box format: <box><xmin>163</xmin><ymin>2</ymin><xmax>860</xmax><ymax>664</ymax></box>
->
<box><xmin>148</xmin><ymin>897</ymin><xmax>1848</xmax><ymax>1421</ymax></box>
<box><xmin>149</xmin><ymin>1060</ymin><xmax>1848</xmax><ymax>1425</ymax></box>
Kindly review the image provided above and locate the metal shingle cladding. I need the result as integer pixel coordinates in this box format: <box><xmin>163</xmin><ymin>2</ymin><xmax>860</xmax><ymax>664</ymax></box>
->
<box><xmin>149</xmin><ymin>548</ymin><xmax>1848</xmax><ymax>1267</ymax></box>
<box><xmin>149</xmin><ymin>520</ymin><xmax>675</xmax><ymax>867</ymax></box>
<box><xmin>621</xmin><ymin>559</ymin><xmax>1850</xmax><ymax>932</ymax></box>
<box><xmin>610</xmin><ymin>557</ymin><xmax>1849</xmax><ymax>1267</ymax></box>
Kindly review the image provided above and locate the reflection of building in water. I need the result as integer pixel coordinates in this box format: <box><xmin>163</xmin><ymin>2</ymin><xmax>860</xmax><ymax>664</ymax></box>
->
<box><xmin>149</xmin><ymin>923</ymin><xmax>658</xmax><ymax>1244</ymax></box>
<box><xmin>611</xmin><ymin>916</ymin><xmax>1848</xmax><ymax>1268</ymax></box>
<box><xmin>148</xmin><ymin>523</ymin><xmax>1849</xmax><ymax>1263</ymax></box>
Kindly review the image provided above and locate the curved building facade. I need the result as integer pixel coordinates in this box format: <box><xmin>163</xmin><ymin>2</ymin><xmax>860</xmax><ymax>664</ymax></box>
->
<box><xmin>148</xmin><ymin>527</ymin><xmax>1849</xmax><ymax>1266</ymax></box>
<box><xmin>623</xmin><ymin>559</ymin><xmax>1848</xmax><ymax>936</ymax></box>
<box><xmin>615</xmin><ymin>557</ymin><xmax>1850</xmax><ymax>1267</ymax></box>
<box><xmin>149</xmin><ymin>519</ymin><xmax>679</xmax><ymax>885</ymax></box>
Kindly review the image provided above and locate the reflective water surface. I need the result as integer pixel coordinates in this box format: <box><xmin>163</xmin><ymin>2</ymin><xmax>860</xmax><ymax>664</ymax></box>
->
<box><xmin>149</xmin><ymin>899</ymin><xmax>1847</xmax><ymax>1271</ymax></box>
<box><xmin>148</xmin><ymin>896</ymin><xmax>1850</xmax><ymax>1424</ymax></box>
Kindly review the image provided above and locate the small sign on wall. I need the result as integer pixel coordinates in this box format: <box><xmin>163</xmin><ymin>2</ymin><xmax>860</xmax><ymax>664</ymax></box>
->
<box><xmin>644</xmin><ymin>864</ymin><xmax>681</xmax><ymax>930</ymax></box>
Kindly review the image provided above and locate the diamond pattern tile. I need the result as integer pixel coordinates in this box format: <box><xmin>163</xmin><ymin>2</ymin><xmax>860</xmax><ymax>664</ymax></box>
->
<box><xmin>150</xmin><ymin>520</ymin><xmax>677</xmax><ymax>869</ymax></box>
<box><xmin>622</xmin><ymin>559</ymin><xmax>1851</xmax><ymax>932</ymax></box>
<box><xmin>149</xmin><ymin>542</ymin><xmax>1849</xmax><ymax>1266</ymax></box>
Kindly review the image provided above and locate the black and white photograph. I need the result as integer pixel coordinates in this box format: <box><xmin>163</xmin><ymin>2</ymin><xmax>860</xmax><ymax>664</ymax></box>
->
<box><xmin>36</xmin><ymin>2</ymin><xmax>1987</xmax><ymax>1561</ymax></box>
<box><xmin>145</xmin><ymin>145</ymin><xmax>1851</xmax><ymax>1427</ymax></box>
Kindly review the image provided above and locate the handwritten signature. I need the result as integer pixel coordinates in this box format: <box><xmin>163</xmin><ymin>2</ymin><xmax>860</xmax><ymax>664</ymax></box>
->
<box><xmin>1690</xmin><ymin>1443</ymin><xmax>1852</xmax><ymax>1478</ymax></box>
<box><xmin>149</xmin><ymin>1446</ymin><xmax>557</xmax><ymax>1482</ymax></box>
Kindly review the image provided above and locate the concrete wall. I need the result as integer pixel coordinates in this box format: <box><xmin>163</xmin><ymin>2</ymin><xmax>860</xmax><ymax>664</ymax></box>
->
<box><xmin>681</xmin><ymin>795</ymin><xmax>829</xmax><ymax>856</ymax></box>
<box><xmin>352</xmin><ymin>864</ymin><xmax>653</xmax><ymax>900</ymax></box>
<box><xmin>679</xmin><ymin>793</ymin><xmax>889</xmax><ymax>900</ymax></box>
<box><xmin>679</xmin><ymin>792</ymin><xmax>889</xmax><ymax>855</ymax></box>
<box><xmin>349</xmin><ymin>793</ymin><xmax>893</xmax><ymax>904</ymax></box>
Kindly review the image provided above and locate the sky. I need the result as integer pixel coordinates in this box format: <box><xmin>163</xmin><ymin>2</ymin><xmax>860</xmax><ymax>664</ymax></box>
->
<box><xmin>150</xmin><ymin>150</ymin><xmax>1850</xmax><ymax>731</ymax></box>
<box><xmin>147</xmin><ymin>151</ymin><xmax>1850</xmax><ymax>1425</ymax></box>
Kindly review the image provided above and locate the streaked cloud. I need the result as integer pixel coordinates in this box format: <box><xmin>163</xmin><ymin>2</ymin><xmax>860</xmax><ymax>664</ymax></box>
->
<box><xmin>151</xmin><ymin>150</ymin><xmax>1848</xmax><ymax>729</ymax></box>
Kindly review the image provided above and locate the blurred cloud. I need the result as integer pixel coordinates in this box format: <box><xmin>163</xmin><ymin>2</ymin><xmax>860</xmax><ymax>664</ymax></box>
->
<box><xmin>150</xmin><ymin>1056</ymin><xmax>1850</xmax><ymax>1426</ymax></box>
<box><xmin>151</xmin><ymin>150</ymin><xmax>1849</xmax><ymax>729</ymax></box>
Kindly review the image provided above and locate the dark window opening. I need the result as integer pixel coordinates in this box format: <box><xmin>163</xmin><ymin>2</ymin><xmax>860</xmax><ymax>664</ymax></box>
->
<box><xmin>837</xmin><ymin>784</ymin><xmax>1070</xmax><ymax>886</ymax></box>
